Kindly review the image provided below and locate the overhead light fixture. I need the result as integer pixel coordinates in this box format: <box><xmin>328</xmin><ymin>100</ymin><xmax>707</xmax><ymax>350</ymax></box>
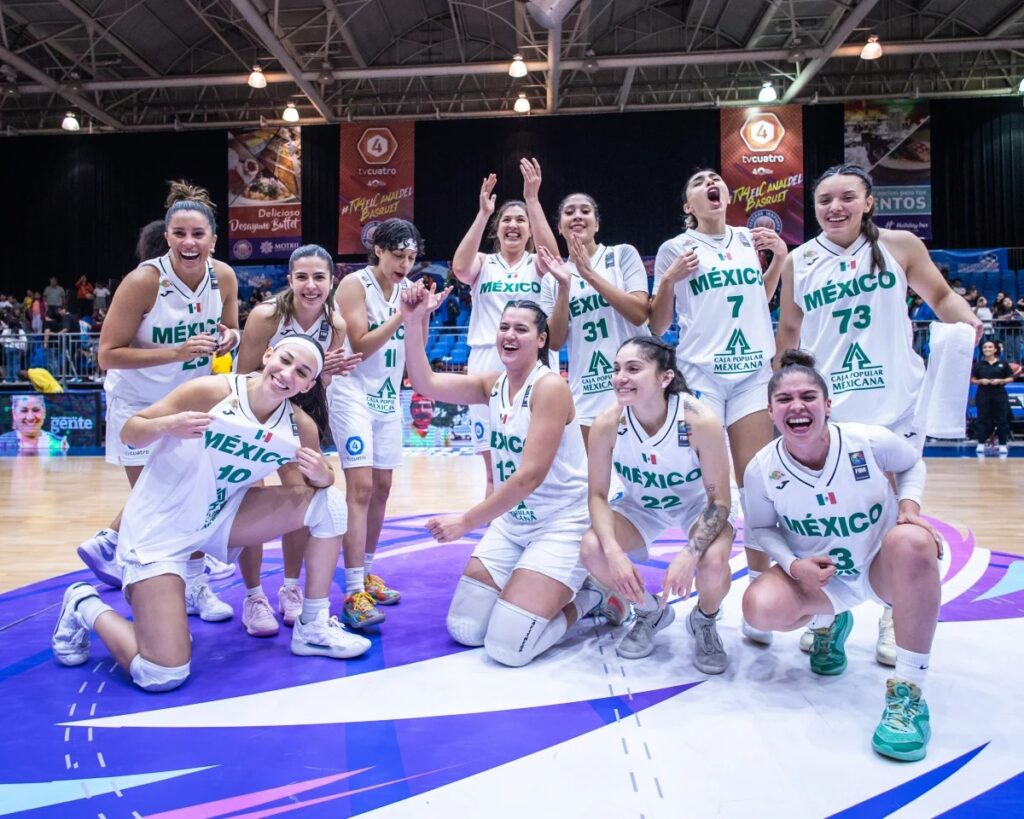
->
<box><xmin>513</xmin><ymin>92</ymin><xmax>531</xmax><ymax>114</ymax></box>
<box><xmin>860</xmin><ymin>35</ymin><xmax>882</xmax><ymax>60</ymax></box>
<box><xmin>1019</xmin><ymin>77</ymin><xmax>1024</xmax><ymax>94</ymax></box>
<box><xmin>508</xmin><ymin>54</ymin><xmax>527</xmax><ymax>79</ymax></box>
<box><xmin>282</xmin><ymin>102</ymin><xmax>299</xmax><ymax>122</ymax></box>
<box><xmin>318</xmin><ymin>61</ymin><xmax>334</xmax><ymax>84</ymax></box>
<box><xmin>582</xmin><ymin>52</ymin><xmax>599</xmax><ymax>74</ymax></box>
<box><xmin>61</xmin><ymin>112</ymin><xmax>80</xmax><ymax>132</ymax></box>
<box><xmin>248</xmin><ymin>65</ymin><xmax>267</xmax><ymax>89</ymax></box>
<box><xmin>758</xmin><ymin>81</ymin><xmax>777</xmax><ymax>103</ymax></box>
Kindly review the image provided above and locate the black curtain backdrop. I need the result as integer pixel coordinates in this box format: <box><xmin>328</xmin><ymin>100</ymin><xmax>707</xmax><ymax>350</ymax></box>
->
<box><xmin>1</xmin><ymin>97</ymin><xmax>1021</xmax><ymax>296</ymax></box>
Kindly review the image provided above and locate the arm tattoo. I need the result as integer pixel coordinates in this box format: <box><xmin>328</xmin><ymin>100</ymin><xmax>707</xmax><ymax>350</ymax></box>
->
<box><xmin>685</xmin><ymin>501</ymin><xmax>729</xmax><ymax>558</ymax></box>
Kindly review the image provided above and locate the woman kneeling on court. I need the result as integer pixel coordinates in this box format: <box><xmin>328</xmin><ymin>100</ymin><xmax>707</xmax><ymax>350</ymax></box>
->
<box><xmin>581</xmin><ymin>336</ymin><xmax>734</xmax><ymax>673</ymax></box>
<box><xmin>52</xmin><ymin>337</ymin><xmax>370</xmax><ymax>692</ymax></box>
<box><xmin>402</xmin><ymin>284</ymin><xmax>621</xmax><ymax>667</ymax></box>
<box><xmin>742</xmin><ymin>350</ymin><xmax>940</xmax><ymax>761</ymax></box>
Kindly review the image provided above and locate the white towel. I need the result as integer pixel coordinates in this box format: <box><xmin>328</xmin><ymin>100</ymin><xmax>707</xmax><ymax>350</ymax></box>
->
<box><xmin>914</xmin><ymin>322</ymin><xmax>976</xmax><ymax>440</ymax></box>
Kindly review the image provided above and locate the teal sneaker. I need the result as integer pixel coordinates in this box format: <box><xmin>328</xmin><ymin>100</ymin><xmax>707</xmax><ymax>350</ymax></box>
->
<box><xmin>809</xmin><ymin>610</ymin><xmax>853</xmax><ymax>676</ymax></box>
<box><xmin>872</xmin><ymin>679</ymin><xmax>931</xmax><ymax>761</ymax></box>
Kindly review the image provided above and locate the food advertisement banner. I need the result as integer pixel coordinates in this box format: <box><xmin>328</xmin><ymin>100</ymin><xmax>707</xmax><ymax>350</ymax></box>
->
<box><xmin>844</xmin><ymin>100</ymin><xmax>931</xmax><ymax>239</ymax></box>
<box><xmin>228</xmin><ymin>127</ymin><xmax>302</xmax><ymax>261</ymax></box>
<box><xmin>720</xmin><ymin>105</ymin><xmax>804</xmax><ymax>245</ymax></box>
<box><xmin>338</xmin><ymin>122</ymin><xmax>415</xmax><ymax>255</ymax></box>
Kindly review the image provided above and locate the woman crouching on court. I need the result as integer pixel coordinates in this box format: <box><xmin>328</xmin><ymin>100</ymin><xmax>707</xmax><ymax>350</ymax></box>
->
<box><xmin>581</xmin><ymin>337</ymin><xmax>734</xmax><ymax>673</ymax></box>
<box><xmin>402</xmin><ymin>284</ymin><xmax>621</xmax><ymax>667</ymax></box>
<box><xmin>742</xmin><ymin>350</ymin><xmax>940</xmax><ymax>761</ymax></box>
<box><xmin>52</xmin><ymin>337</ymin><xmax>370</xmax><ymax>692</ymax></box>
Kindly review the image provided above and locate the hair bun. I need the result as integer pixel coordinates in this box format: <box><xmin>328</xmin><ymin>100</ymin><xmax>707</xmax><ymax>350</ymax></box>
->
<box><xmin>165</xmin><ymin>180</ymin><xmax>216</xmax><ymax>211</ymax></box>
<box><xmin>779</xmin><ymin>348</ymin><xmax>816</xmax><ymax>369</ymax></box>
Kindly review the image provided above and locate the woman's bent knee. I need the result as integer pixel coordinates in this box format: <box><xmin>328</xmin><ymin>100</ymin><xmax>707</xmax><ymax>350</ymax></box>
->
<box><xmin>130</xmin><ymin>654</ymin><xmax>190</xmax><ymax>692</ymax></box>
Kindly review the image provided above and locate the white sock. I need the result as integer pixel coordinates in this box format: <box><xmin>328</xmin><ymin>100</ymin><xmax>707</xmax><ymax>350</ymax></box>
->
<box><xmin>245</xmin><ymin>585</ymin><xmax>265</xmax><ymax>598</ymax></box>
<box><xmin>299</xmin><ymin>596</ymin><xmax>330</xmax><ymax>625</ymax></box>
<box><xmin>186</xmin><ymin>557</ymin><xmax>205</xmax><ymax>584</ymax></box>
<box><xmin>344</xmin><ymin>567</ymin><xmax>365</xmax><ymax>595</ymax></box>
<box><xmin>364</xmin><ymin>553</ymin><xmax>375</xmax><ymax>574</ymax></box>
<box><xmin>747</xmin><ymin>569</ymin><xmax>762</xmax><ymax>584</ymax></box>
<box><xmin>282</xmin><ymin>576</ymin><xmax>300</xmax><ymax>588</ymax></box>
<box><xmin>103</xmin><ymin>528</ymin><xmax>119</xmax><ymax>545</ymax></box>
<box><xmin>638</xmin><ymin>589</ymin><xmax>659</xmax><ymax>613</ymax></box>
<box><xmin>895</xmin><ymin>647</ymin><xmax>930</xmax><ymax>688</ymax></box>
<box><xmin>807</xmin><ymin>613</ymin><xmax>835</xmax><ymax>630</ymax></box>
<box><xmin>77</xmin><ymin>596</ymin><xmax>113</xmax><ymax>630</ymax></box>
<box><xmin>571</xmin><ymin>586</ymin><xmax>603</xmax><ymax>621</ymax></box>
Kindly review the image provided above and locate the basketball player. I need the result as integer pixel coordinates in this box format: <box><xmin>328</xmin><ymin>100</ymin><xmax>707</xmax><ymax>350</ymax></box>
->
<box><xmin>649</xmin><ymin>169</ymin><xmax>788</xmax><ymax>645</ymax></box>
<box><xmin>234</xmin><ymin>244</ymin><xmax>358</xmax><ymax>637</ymax></box>
<box><xmin>581</xmin><ymin>337</ymin><xmax>734</xmax><ymax>672</ymax></box>
<box><xmin>52</xmin><ymin>338</ymin><xmax>370</xmax><ymax>692</ymax></box>
<box><xmin>450</xmin><ymin>158</ymin><xmax>560</xmax><ymax>494</ymax></box>
<box><xmin>775</xmin><ymin>164</ymin><xmax>980</xmax><ymax>662</ymax></box>
<box><xmin>403</xmin><ymin>287</ymin><xmax>623</xmax><ymax>668</ymax></box>
<box><xmin>742</xmin><ymin>351</ymin><xmax>940</xmax><ymax>761</ymax></box>
<box><xmin>538</xmin><ymin>191</ymin><xmax>650</xmax><ymax>444</ymax></box>
<box><xmin>78</xmin><ymin>182</ymin><xmax>239</xmax><ymax>623</ymax></box>
<box><xmin>329</xmin><ymin>219</ymin><xmax>420</xmax><ymax>629</ymax></box>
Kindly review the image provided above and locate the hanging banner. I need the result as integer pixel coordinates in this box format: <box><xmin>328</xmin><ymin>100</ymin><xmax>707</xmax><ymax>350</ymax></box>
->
<box><xmin>227</xmin><ymin>127</ymin><xmax>302</xmax><ymax>261</ymax></box>
<box><xmin>720</xmin><ymin>105</ymin><xmax>804</xmax><ymax>245</ymax></box>
<box><xmin>844</xmin><ymin>100</ymin><xmax>931</xmax><ymax>239</ymax></box>
<box><xmin>338</xmin><ymin>121</ymin><xmax>415</xmax><ymax>255</ymax></box>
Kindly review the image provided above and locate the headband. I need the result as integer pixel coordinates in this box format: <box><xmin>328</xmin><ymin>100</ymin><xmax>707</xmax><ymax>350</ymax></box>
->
<box><xmin>394</xmin><ymin>237</ymin><xmax>419</xmax><ymax>252</ymax></box>
<box><xmin>272</xmin><ymin>336</ymin><xmax>324</xmax><ymax>377</ymax></box>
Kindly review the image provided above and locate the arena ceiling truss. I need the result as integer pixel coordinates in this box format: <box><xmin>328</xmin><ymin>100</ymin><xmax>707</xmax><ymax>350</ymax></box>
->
<box><xmin>0</xmin><ymin>0</ymin><xmax>1022</xmax><ymax>134</ymax></box>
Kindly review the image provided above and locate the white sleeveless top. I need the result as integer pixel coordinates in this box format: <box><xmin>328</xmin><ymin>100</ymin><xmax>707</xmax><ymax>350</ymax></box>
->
<box><xmin>104</xmin><ymin>253</ymin><xmax>223</xmax><ymax>405</ymax></box>
<box><xmin>329</xmin><ymin>266</ymin><xmax>407</xmax><ymax>417</ymax></box>
<box><xmin>267</xmin><ymin>299</ymin><xmax>334</xmax><ymax>350</ymax></box>
<box><xmin>613</xmin><ymin>393</ymin><xmax>706</xmax><ymax>513</ymax></box>
<box><xmin>745</xmin><ymin>422</ymin><xmax>916</xmax><ymax>576</ymax></box>
<box><xmin>488</xmin><ymin>362</ymin><xmax>587</xmax><ymax>528</ymax></box>
<box><xmin>119</xmin><ymin>374</ymin><xmax>300</xmax><ymax>563</ymax></box>
<box><xmin>653</xmin><ymin>227</ymin><xmax>774</xmax><ymax>383</ymax></box>
<box><xmin>468</xmin><ymin>252</ymin><xmax>544</xmax><ymax>349</ymax></box>
<box><xmin>539</xmin><ymin>243</ymin><xmax>649</xmax><ymax>406</ymax></box>
<box><xmin>791</xmin><ymin>234</ymin><xmax>925</xmax><ymax>427</ymax></box>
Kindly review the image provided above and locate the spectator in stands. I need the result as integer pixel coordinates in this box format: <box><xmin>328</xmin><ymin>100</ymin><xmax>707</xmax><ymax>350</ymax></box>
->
<box><xmin>22</xmin><ymin>290</ymin><xmax>33</xmax><ymax>314</ymax></box>
<box><xmin>963</xmin><ymin>285</ymin><xmax>979</xmax><ymax>307</ymax></box>
<box><xmin>950</xmin><ymin>277</ymin><xmax>966</xmax><ymax>296</ymax></box>
<box><xmin>971</xmin><ymin>339</ymin><xmax>1013</xmax><ymax>456</ymax></box>
<box><xmin>1</xmin><ymin>311</ymin><xmax>27</xmax><ymax>383</ymax></box>
<box><xmin>974</xmin><ymin>295</ymin><xmax>993</xmax><ymax>335</ymax></box>
<box><xmin>93</xmin><ymin>281</ymin><xmax>111</xmax><ymax>312</ymax></box>
<box><xmin>74</xmin><ymin>276</ymin><xmax>94</xmax><ymax>317</ymax></box>
<box><xmin>1016</xmin><ymin>297</ymin><xmax>1024</xmax><ymax>317</ymax></box>
<box><xmin>43</xmin><ymin>277</ymin><xmax>65</xmax><ymax>311</ymax></box>
<box><xmin>29</xmin><ymin>293</ymin><xmax>44</xmax><ymax>334</ymax></box>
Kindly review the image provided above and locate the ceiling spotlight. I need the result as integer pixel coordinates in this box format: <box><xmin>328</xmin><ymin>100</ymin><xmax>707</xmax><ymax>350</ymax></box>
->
<box><xmin>61</xmin><ymin>112</ymin><xmax>80</xmax><ymax>132</ymax></box>
<box><xmin>1018</xmin><ymin>77</ymin><xmax>1024</xmax><ymax>94</ymax></box>
<box><xmin>860</xmin><ymin>35</ymin><xmax>882</xmax><ymax>60</ymax></box>
<box><xmin>758</xmin><ymin>81</ymin><xmax>777</xmax><ymax>103</ymax></box>
<box><xmin>248</xmin><ymin>65</ymin><xmax>267</xmax><ymax>89</ymax></box>
<box><xmin>318</xmin><ymin>62</ymin><xmax>334</xmax><ymax>84</ymax></box>
<box><xmin>582</xmin><ymin>53</ymin><xmax>599</xmax><ymax>74</ymax></box>
<box><xmin>513</xmin><ymin>92</ymin><xmax>531</xmax><ymax>114</ymax></box>
<box><xmin>282</xmin><ymin>102</ymin><xmax>299</xmax><ymax>122</ymax></box>
<box><xmin>508</xmin><ymin>54</ymin><xmax>528</xmax><ymax>79</ymax></box>
<box><xmin>2</xmin><ymin>83</ymin><xmax>19</xmax><ymax>99</ymax></box>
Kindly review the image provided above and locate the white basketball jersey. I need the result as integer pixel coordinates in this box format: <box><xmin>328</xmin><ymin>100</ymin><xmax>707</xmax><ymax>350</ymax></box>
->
<box><xmin>748</xmin><ymin>422</ymin><xmax>902</xmax><ymax>577</ymax></box>
<box><xmin>654</xmin><ymin>227</ymin><xmax>774</xmax><ymax>382</ymax></box>
<box><xmin>488</xmin><ymin>362</ymin><xmax>587</xmax><ymax>527</ymax></box>
<box><xmin>540</xmin><ymin>243</ymin><xmax>649</xmax><ymax>406</ymax></box>
<box><xmin>331</xmin><ymin>267</ymin><xmax>406</xmax><ymax>417</ymax></box>
<box><xmin>267</xmin><ymin>299</ymin><xmax>334</xmax><ymax>350</ymax></box>
<box><xmin>104</xmin><ymin>254</ymin><xmax>223</xmax><ymax>406</ymax></box>
<box><xmin>468</xmin><ymin>253</ymin><xmax>544</xmax><ymax>349</ymax></box>
<box><xmin>612</xmin><ymin>393</ymin><xmax>706</xmax><ymax>513</ymax></box>
<box><xmin>791</xmin><ymin>234</ymin><xmax>925</xmax><ymax>427</ymax></box>
<box><xmin>120</xmin><ymin>374</ymin><xmax>299</xmax><ymax>563</ymax></box>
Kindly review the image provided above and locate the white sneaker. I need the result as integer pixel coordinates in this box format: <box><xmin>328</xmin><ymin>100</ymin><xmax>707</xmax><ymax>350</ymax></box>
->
<box><xmin>741</xmin><ymin>617</ymin><xmax>774</xmax><ymax>646</ymax></box>
<box><xmin>204</xmin><ymin>554</ymin><xmax>236</xmax><ymax>581</ymax></box>
<box><xmin>76</xmin><ymin>530</ymin><xmax>122</xmax><ymax>588</ymax></box>
<box><xmin>291</xmin><ymin>610</ymin><xmax>371</xmax><ymax>659</ymax></box>
<box><xmin>278</xmin><ymin>584</ymin><xmax>304</xmax><ymax>626</ymax></box>
<box><xmin>799</xmin><ymin>628</ymin><xmax>814</xmax><ymax>653</ymax></box>
<box><xmin>53</xmin><ymin>582</ymin><xmax>97</xmax><ymax>666</ymax></box>
<box><xmin>185</xmin><ymin>580</ymin><xmax>234</xmax><ymax>622</ymax></box>
<box><xmin>875</xmin><ymin>606</ymin><xmax>896</xmax><ymax>667</ymax></box>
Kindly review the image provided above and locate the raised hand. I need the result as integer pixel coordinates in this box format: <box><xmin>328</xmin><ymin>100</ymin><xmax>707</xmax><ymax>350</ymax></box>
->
<box><xmin>750</xmin><ymin>226</ymin><xmax>787</xmax><ymax>256</ymax></box>
<box><xmin>520</xmin><ymin>157</ymin><xmax>543</xmax><ymax>201</ymax></box>
<box><xmin>537</xmin><ymin>246</ymin><xmax>571</xmax><ymax>289</ymax></box>
<box><xmin>662</xmin><ymin>245</ymin><xmax>700</xmax><ymax>284</ymax></box>
<box><xmin>479</xmin><ymin>174</ymin><xmax>497</xmax><ymax>216</ymax></box>
<box><xmin>568</xmin><ymin>233</ymin><xmax>596</xmax><ymax>283</ymax></box>
<box><xmin>322</xmin><ymin>349</ymin><xmax>362</xmax><ymax>377</ymax></box>
<box><xmin>176</xmin><ymin>333</ymin><xmax>218</xmax><ymax>362</ymax></box>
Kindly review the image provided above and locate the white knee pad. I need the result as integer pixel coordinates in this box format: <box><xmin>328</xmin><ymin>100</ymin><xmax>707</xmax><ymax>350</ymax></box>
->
<box><xmin>484</xmin><ymin>599</ymin><xmax>567</xmax><ymax>668</ymax></box>
<box><xmin>130</xmin><ymin>654</ymin><xmax>190</xmax><ymax>692</ymax></box>
<box><xmin>304</xmin><ymin>486</ymin><xmax>348</xmax><ymax>538</ymax></box>
<box><xmin>446</xmin><ymin>576</ymin><xmax>499</xmax><ymax>647</ymax></box>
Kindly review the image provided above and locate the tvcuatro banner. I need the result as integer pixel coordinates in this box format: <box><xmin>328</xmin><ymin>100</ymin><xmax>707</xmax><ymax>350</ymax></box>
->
<box><xmin>844</xmin><ymin>100</ymin><xmax>931</xmax><ymax>239</ymax></box>
<box><xmin>227</xmin><ymin>127</ymin><xmax>302</xmax><ymax>261</ymax></box>
<box><xmin>720</xmin><ymin>105</ymin><xmax>804</xmax><ymax>245</ymax></box>
<box><xmin>338</xmin><ymin>122</ymin><xmax>415</xmax><ymax>255</ymax></box>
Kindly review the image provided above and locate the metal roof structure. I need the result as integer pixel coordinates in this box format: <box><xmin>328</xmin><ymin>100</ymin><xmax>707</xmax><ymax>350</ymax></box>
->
<box><xmin>1</xmin><ymin>0</ymin><xmax>1022</xmax><ymax>134</ymax></box>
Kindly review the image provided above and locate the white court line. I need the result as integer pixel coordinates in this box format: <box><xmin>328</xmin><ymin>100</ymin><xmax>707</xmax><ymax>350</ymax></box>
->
<box><xmin>941</xmin><ymin>545</ymin><xmax>991</xmax><ymax>605</ymax></box>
